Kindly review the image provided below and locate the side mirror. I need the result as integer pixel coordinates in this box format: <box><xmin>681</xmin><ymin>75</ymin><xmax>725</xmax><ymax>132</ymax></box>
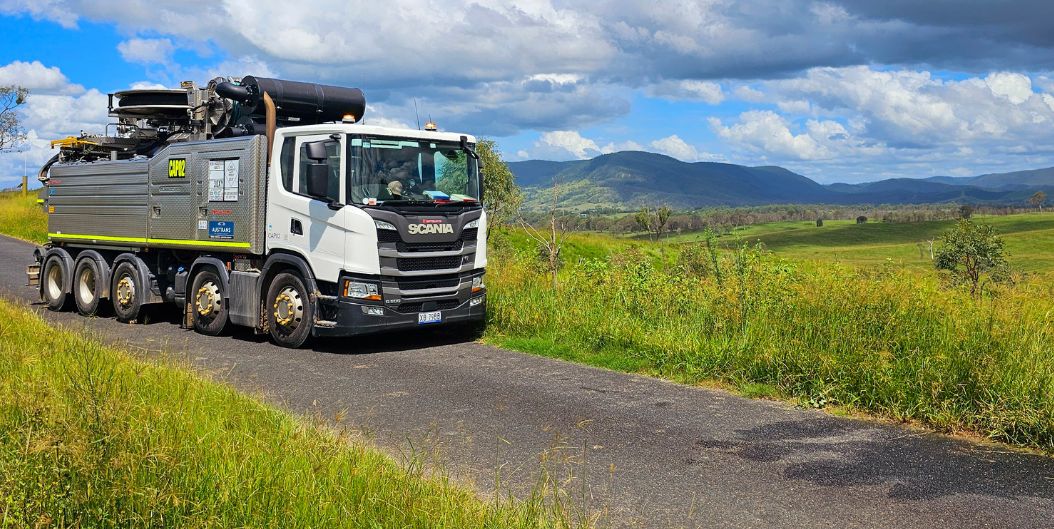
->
<box><xmin>306</xmin><ymin>163</ymin><xmax>330</xmax><ymax>198</ymax></box>
<box><xmin>305</xmin><ymin>141</ymin><xmax>329</xmax><ymax>161</ymax></box>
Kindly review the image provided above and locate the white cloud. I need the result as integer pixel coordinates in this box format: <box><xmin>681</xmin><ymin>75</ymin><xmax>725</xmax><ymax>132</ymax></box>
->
<box><xmin>117</xmin><ymin>37</ymin><xmax>176</xmax><ymax>65</ymax></box>
<box><xmin>985</xmin><ymin>72</ymin><xmax>1033</xmax><ymax>105</ymax></box>
<box><xmin>0</xmin><ymin>60</ymin><xmax>83</xmax><ymax>94</ymax></box>
<box><xmin>649</xmin><ymin>134</ymin><xmax>700</xmax><ymax>161</ymax></box>
<box><xmin>647</xmin><ymin>80</ymin><xmax>724</xmax><ymax>104</ymax></box>
<box><xmin>710</xmin><ymin>111</ymin><xmax>828</xmax><ymax>160</ymax></box>
<box><xmin>532</xmin><ymin>131</ymin><xmax>602</xmax><ymax>160</ymax></box>
<box><xmin>733</xmin><ymin>85</ymin><xmax>765</xmax><ymax>102</ymax></box>
<box><xmin>599</xmin><ymin>139</ymin><xmax>644</xmax><ymax>154</ymax></box>
<box><xmin>515</xmin><ymin>149</ymin><xmax>529</xmax><ymax>159</ymax></box>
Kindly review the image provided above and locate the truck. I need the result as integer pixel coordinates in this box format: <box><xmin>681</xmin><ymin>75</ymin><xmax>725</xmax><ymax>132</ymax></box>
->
<box><xmin>27</xmin><ymin>76</ymin><xmax>487</xmax><ymax>348</ymax></box>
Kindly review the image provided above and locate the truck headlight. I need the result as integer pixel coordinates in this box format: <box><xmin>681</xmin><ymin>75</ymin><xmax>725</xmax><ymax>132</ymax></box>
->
<box><xmin>465</xmin><ymin>219</ymin><xmax>480</xmax><ymax>229</ymax></box>
<box><xmin>375</xmin><ymin>220</ymin><xmax>397</xmax><ymax>231</ymax></box>
<box><xmin>343</xmin><ymin>280</ymin><xmax>381</xmax><ymax>301</ymax></box>
<box><xmin>471</xmin><ymin>276</ymin><xmax>484</xmax><ymax>293</ymax></box>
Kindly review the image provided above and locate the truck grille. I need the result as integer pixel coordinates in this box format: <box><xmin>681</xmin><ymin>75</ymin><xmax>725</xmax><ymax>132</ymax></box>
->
<box><xmin>462</xmin><ymin>228</ymin><xmax>478</xmax><ymax>241</ymax></box>
<box><xmin>394</xmin><ymin>299</ymin><xmax>459</xmax><ymax>314</ymax></box>
<box><xmin>397</xmin><ymin>240</ymin><xmax>463</xmax><ymax>253</ymax></box>
<box><xmin>397</xmin><ymin>255</ymin><xmax>462</xmax><ymax>271</ymax></box>
<box><xmin>377</xmin><ymin>229</ymin><xmax>400</xmax><ymax>243</ymax></box>
<box><xmin>397</xmin><ymin>276</ymin><xmax>460</xmax><ymax>291</ymax></box>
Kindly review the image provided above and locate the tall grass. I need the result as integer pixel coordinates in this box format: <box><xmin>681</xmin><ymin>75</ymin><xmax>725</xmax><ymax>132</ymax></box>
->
<box><xmin>0</xmin><ymin>191</ymin><xmax>45</xmax><ymax>244</ymax></box>
<box><xmin>0</xmin><ymin>300</ymin><xmax>587</xmax><ymax>528</ymax></box>
<box><xmin>485</xmin><ymin>239</ymin><xmax>1054</xmax><ymax>451</ymax></box>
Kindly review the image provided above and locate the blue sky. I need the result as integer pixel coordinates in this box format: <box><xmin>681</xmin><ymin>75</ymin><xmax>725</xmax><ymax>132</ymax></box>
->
<box><xmin>2</xmin><ymin>1</ymin><xmax>1054</xmax><ymax>186</ymax></box>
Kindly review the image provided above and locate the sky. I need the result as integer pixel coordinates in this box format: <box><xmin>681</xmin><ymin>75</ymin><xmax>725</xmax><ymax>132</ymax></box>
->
<box><xmin>2</xmin><ymin>0</ymin><xmax>1054</xmax><ymax>186</ymax></box>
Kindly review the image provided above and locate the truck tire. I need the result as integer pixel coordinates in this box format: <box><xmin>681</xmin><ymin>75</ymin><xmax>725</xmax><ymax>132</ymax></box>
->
<box><xmin>111</xmin><ymin>261</ymin><xmax>144</xmax><ymax>323</ymax></box>
<box><xmin>73</xmin><ymin>258</ymin><xmax>106</xmax><ymax>316</ymax></box>
<box><xmin>191</xmin><ymin>269</ymin><xmax>228</xmax><ymax>336</ymax></box>
<box><xmin>42</xmin><ymin>256</ymin><xmax>70</xmax><ymax>311</ymax></box>
<box><xmin>266</xmin><ymin>272</ymin><xmax>313</xmax><ymax>348</ymax></box>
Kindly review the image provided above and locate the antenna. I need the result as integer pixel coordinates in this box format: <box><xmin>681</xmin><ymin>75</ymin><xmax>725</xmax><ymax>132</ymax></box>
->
<box><xmin>413</xmin><ymin>97</ymin><xmax>421</xmax><ymax>130</ymax></box>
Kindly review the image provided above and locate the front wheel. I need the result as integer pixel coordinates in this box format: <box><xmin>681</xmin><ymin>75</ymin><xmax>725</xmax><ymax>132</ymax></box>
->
<box><xmin>266</xmin><ymin>272</ymin><xmax>314</xmax><ymax>348</ymax></box>
<box><xmin>191</xmin><ymin>269</ymin><xmax>228</xmax><ymax>336</ymax></box>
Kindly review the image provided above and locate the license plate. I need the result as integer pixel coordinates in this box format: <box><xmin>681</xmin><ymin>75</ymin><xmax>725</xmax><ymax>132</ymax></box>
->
<box><xmin>418</xmin><ymin>310</ymin><xmax>442</xmax><ymax>324</ymax></box>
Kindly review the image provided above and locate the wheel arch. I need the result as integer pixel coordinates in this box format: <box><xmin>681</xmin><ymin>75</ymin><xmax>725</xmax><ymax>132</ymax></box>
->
<box><xmin>260</xmin><ymin>250</ymin><xmax>319</xmax><ymax>296</ymax></box>
<box><xmin>111</xmin><ymin>253</ymin><xmax>156</xmax><ymax>306</ymax></box>
<box><xmin>187</xmin><ymin>256</ymin><xmax>231</xmax><ymax>299</ymax></box>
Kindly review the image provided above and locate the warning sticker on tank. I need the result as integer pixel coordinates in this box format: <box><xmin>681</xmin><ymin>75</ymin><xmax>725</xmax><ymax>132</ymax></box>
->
<box><xmin>208</xmin><ymin>159</ymin><xmax>240</xmax><ymax>201</ymax></box>
<box><xmin>208</xmin><ymin>221</ymin><xmax>234</xmax><ymax>239</ymax></box>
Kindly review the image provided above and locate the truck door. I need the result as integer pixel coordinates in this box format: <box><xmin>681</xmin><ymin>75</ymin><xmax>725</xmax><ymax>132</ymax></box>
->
<box><xmin>266</xmin><ymin>133</ymin><xmax>347</xmax><ymax>282</ymax></box>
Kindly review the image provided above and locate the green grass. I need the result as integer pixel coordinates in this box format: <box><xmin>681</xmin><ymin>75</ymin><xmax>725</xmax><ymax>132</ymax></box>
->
<box><xmin>484</xmin><ymin>234</ymin><xmax>1054</xmax><ymax>452</ymax></box>
<box><xmin>0</xmin><ymin>299</ymin><xmax>588</xmax><ymax>527</ymax></box>
<box><xmin>0</xmin><ymin>191</ymin><xmax>46</xmax><ymax>244</ymax></box>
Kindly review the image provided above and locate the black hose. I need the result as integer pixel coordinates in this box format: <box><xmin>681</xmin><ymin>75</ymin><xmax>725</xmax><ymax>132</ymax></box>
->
<box><xmin>37</xmin><ymin>153</ymin><xmax>59</xmax><ymax>182</ymax></box>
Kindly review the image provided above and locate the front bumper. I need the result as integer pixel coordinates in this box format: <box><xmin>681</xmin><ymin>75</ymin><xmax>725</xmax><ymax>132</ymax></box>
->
<box><xmin>313</xmin><ymin>292</ymin><xmax>486</xmax><ymax>337</ymax></box>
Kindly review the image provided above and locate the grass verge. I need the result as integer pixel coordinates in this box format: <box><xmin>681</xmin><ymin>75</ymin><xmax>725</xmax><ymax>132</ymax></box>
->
<box><xmin>483</xmin><ymin>241</ymin><xmax>1054</xmax><ymax>453</ymax></box>
<box><xmin>0</xmin><ymin>192</ymin><xmax>46</xmax><ymax>244</ymax></box>
<box><xmin>0</xmin><ymin>299</ymin><xmax>584</xmax><ymax>528</ymax></box>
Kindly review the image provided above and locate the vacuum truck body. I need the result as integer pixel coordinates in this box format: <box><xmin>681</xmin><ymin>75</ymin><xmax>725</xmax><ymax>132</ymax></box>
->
<box><xmin>29</xmin><ymin>77</ymin><xmax>487</xmax><ymax>348</ymax></box>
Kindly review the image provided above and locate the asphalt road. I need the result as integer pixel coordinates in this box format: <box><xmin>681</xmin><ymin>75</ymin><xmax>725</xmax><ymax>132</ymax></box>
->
<box><xmin>2</xmin><ymin>235</ymin><xmax>1052</xmax><ymax>528</ymax></box>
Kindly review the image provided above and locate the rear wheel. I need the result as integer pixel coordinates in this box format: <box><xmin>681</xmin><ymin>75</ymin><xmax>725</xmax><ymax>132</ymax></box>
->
<box><xmin>266</xmin><ymin>272</ymin><xmax>314</xmax><ymax>348</ymax></box>
<box><xmin>191</xmin><ymin>269</ymin><xmax>228</xmax><ymax>336</ymax></box>
<box><xmin>42</xmin><ymin>256</ymin><xmax>70</xmax><ymax>311</ymax></box>
<box><xmin>111</xmin><ymin>261</ymin><xmax>144</xmax><ymax>323</ymax></box>
<box><xmin>73</xmin><ymin>258</ymin><xmax>106</xmax><ymax>316</ymax></box>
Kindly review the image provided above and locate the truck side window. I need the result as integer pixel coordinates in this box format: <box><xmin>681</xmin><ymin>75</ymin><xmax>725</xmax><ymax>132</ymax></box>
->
<box><xmin>298</xmin><ymin>140</ymin><xmax>341</xmax><ymax>203</ymax></box>
<box><xmin>280</xmin><ymin>137</ymin><xmax>295</xmax><ymax>192</ymax></box>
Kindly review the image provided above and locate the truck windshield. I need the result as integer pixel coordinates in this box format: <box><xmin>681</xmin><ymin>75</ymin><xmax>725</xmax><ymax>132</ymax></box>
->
<box><xmin>348</xmin><ymin>136</ymin><xmax>480</xmax><ymax>206</ymax></box>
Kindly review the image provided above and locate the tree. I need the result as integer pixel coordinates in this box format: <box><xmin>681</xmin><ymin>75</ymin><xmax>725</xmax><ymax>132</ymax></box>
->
<box><xmin>934</xmin><ymin>219</ymin><xmax>1010</xmax><ymax>296</ymax></box>
<box><xmin>476</xmin><ymin>139</ymin><xmax>523</xmax><ymax>239</ymax></box>
<box><xmin>1029</xmin><ymin>191</ymin><xmax>1047</xmax><ymax>212</ymax></box>
<box><xmin>815</xmin><ymin>218</ymin><xmax>823</xmax><ymax>227</ymax></box>
<box><xmin>0</xmin><ymin>86</ymin><xmax>28</xmax><ymax>152</ymax></box>
<box><xmin>856</xmin><ymin>216</ymin><xmax>867</xmax><ymax>224</ymax></box>
<box><xmin>519</xmin><ymin>177</ymin><xmax>563</xmax><ymax>289</ymax></box>
<box><xmin>634</xmin><ymin>205</ymin><xmax>672</xmax><ymax>241</ymax></box>
<box><xmin>958</xmin><ymin>204</ymin><xmax>974</xmax><ymax>219</ymax></box>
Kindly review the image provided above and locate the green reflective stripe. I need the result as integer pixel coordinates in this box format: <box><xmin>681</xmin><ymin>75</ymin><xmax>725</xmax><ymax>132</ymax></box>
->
<box><xmin>48</xmin><ymin>233</ymin><xmax>251</xmax><ymax>249</ymax></box>
<box><xmin>147</xmin><ymin>238</ymin><xmax>251</xmax><ymax>248</ymax></box>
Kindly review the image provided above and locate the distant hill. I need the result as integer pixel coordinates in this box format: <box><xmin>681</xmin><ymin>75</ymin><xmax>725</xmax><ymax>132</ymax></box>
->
<box><xmin>924</xmin><ymin>167</ymin><xmax>1054</xmax><ymax>190</ymax></box>
<box><xmin>508</xmin><ymin>152</ymin><xmax>1054</xmax><ymax>210</ymax></box>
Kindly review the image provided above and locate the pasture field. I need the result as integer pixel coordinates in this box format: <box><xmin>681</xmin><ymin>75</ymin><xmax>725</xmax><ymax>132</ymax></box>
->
<box><xmin>669</xmin><ymin>213</ymin><xmax>1054</xmax><ymax>274</ymax></box>
<box><xmin>0</xmin><ymin>298</ymin><xmax>580</xmax><ymax>528</ymax></box>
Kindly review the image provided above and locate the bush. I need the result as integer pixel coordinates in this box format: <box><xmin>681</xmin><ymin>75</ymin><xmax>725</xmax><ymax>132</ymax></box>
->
<box><xmin>856</xmin><ymin>216</ymin><xmax>867</xmax><ymax>224</ymax></box>
<box><xmin>934</xmin><ymin>219</ymin><xmax>1010</xmax><ymax>296</ymax></box>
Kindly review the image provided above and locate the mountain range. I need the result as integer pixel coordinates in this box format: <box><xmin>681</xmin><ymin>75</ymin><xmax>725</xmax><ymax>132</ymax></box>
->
<box><xmin>507</xmin><ymin>152</ymin><xmax>1054</xmax><ymax>210</ymax></box>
